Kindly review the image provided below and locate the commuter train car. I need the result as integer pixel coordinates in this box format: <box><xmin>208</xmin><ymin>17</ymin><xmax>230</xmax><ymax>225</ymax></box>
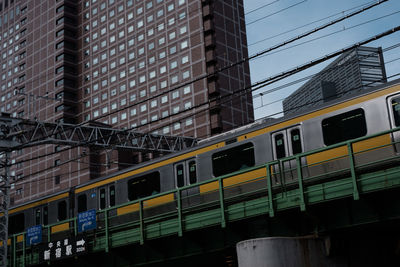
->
<box><xmin>6</xmin><ymin>79</ymin><xmax>400</xmax><ymax>239</ymax></box>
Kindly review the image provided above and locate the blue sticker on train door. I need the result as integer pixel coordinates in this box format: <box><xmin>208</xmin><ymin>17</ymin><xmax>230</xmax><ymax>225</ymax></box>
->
<box><xmin>27</xmin><ymin>225</ymin><xmax>42</xmax><ymax>246</ymax></box>
<box><xmin>77</xmin><ymin>209</ymin><xmax>97</xmax><ymax>233</ymax></box>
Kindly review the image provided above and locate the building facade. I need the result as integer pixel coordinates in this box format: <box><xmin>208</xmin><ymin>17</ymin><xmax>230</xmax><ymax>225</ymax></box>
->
<box><xmin>283</xmin><ymin>46</ymin><xmax>387</xmax><ymax>114</ymax></box>
<box><xmin>0</xmin><ymin>0</ymin><xmax>253</xmax><ymax>205</ymax></box>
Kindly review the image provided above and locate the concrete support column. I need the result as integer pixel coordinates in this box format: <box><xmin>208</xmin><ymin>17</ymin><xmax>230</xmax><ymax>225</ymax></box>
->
<box><xmin>236</xmin><ymin>236</ymin><xmax>343</xmax><ymax>267</ymax></box>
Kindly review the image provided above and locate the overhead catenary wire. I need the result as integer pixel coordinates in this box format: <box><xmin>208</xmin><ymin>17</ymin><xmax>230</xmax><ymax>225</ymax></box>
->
<box><xmin>254</xmin><ymin>55</ymin><xmax>400</xmax><ymax>111</ymax></box>
<box><xmin>7</xmin><ymin>149</ymin><xmax>103</xmax><ymax>189</ymax></box>
<box><xmin>259</xmin><ymin>72</ymin><xmax>400</xmax><ymax>120</ymax></box>
<box><xmin>246</xmin><ymin>0</ymin><xmax>307</xmax><ymax>26</ymax></box>
<box><xmin>245</xmin><ymin>0</ymin><xmax>388</xmax><ymax>63</ymax></box>
<box><xmin>255</xmin><ymin>9</ymin><xmax>400</xmax><ymax>60</ymax></box>
<box><xmin>241</xmin><ymin>26</ymin><xmax>400</xmax><ymax>95</ymax></box>
<box><xmin>9</xmin><ymin>165</ymin><xmax>91</xmax><ymax>194</ymax></box>
<box><xmin>249</xmin><ymin>0</ymin><xmax>378</xmax><ymax>46</ymax></box>
<box><xmin>253</xmin><ymin>42</ymin><xmax>400</xmax><ymax>100</ymax></box>
<box><xmin>245</xmin><ymin>0</ymin><xmax>280</xmax><ymax>15</ymax></box>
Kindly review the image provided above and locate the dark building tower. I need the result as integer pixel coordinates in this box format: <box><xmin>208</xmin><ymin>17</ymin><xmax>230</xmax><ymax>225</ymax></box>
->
<box><xmin>0</xmin><ymin>0</ymin><xmax>253</xmax><ymax>204</ymax></box>
<box><xmin>283</xmin><ymin>46</ymin><xmax>387</xmax><ymax>115</ymax></box>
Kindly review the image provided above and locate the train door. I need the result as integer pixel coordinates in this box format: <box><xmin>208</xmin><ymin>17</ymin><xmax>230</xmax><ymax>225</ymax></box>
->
<box><xmin>387</xmin><ymin>95</ymin><xmax>400</xmax><ymax>152</ymax></box>
<box><xmin>271</xmin><ymin>126</ymin><xmax>304</xmax><ymax>184</ymax></box>
<box><xmin>34</xmin><ymin>205</ymin><xmax>49</xmax><ymax>226</ymax></box>
<box><xmin>98</xmin><ymin>184</ymin><xmax>116</xmax><ymax>210</ymax></box>
<box><xmin>174</xmin><ymin>159</ymin><xmax>198</xmax><ymax>206</ymax></box>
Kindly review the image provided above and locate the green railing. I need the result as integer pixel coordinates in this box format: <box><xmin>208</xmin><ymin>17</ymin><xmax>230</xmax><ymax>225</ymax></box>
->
<box><xmin>7</xmin><ymin>126</ymin><xmax>400</xmax><ymax>266</ymax></box>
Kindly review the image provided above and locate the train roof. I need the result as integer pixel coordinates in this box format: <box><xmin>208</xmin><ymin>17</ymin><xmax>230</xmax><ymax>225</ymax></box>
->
<box><xmin>10</xmin><ymin>188</ymin><xmax>70</xmax><ymax>211</ymax></box>
<box><xmin>200</xmin><ymin>78</ymin><xmax>400</xmax><ymax>144</ymax></box>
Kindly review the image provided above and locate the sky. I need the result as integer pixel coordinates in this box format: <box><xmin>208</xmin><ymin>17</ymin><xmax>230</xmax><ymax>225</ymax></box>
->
<box><xmin>243</xmin><ymin>0</ymin><xmax>400</xmax><ymax>119</ymax></box>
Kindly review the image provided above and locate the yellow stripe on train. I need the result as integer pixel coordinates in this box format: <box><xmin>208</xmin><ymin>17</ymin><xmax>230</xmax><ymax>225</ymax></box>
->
<box><xmin>117</xmin><ymin>194</ymin><xmax>175</xmax><ymax>216</ymax></box>
<box><xmin>307</xmin><ymin>134</ymin><xmax>392</xmax><ymax>166</ymax></box>
<box><xmin>199</xmin><ymin>168</ymin><xmax>267</xmax><ymax>194</ymax></box>
<box><xmin>51</xmin><ymin>222</ymin><xmax>70</xmax><ymax>234</ymax></box>
<box><xmin>0</xmin><ymin>234</ymin><xmax>24</xmax><ymax>246</ymax></box>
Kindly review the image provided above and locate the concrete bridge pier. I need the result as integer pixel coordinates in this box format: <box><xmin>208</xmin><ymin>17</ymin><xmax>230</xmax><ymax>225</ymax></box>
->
<box><xmin>237</xmin><ymin>236</ymin><xmax>343</xmax><ymax>267</ymax></box>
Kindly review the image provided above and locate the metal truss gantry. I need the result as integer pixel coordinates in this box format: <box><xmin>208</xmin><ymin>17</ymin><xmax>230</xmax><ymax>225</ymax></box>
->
<box><xmin>0</xmin><ymin>114</ymin><xmax>197</xmax><ymax>266</ymax></box>
<box><xmin>0</xmin><ymin>117</ymin><xmax>197</xmax><ymax>153</ymax></box>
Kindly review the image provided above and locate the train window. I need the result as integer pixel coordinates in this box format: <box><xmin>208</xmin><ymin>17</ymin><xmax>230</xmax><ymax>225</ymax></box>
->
<box><xmin>110</xmin><ymin>186</ymin><xmax>116</xmax><ymax>207</ymax></box>
<box><xmin>9</xmin><ymin>213</ymin><xmax>24</xmax><ymax>235</ymax></box>
<box><xmin>274</xmin><ymin>134</ymin><xmax>286</xmax><ymax>159</ymax></box>
<box><xmin>57</xmin><ymin>200</ymin><xmax>67</xmax><ymax>221</ymax></box>
<box><xmin>35</xmin><ymin>208</ymin><xmax>41</xmax><ymax>225</ymax></box>
<box><xmin>78</xmin><ymin>194</ymin><xmax>87</xmax><ymax>212</ymax></box>
<box><xmin>176</xmin><ymin>164</ymin><xmax>184</xmax><ymax>188</ymax></box>
<box><xmin>290</xmin><ymin>129</ymin><xmax>302</xmax><ymax>155</ymax></box>
<box><xmin>100</xmin><ymin>188</ymin><xmax>106</xmax><ymax>209</ymax></box>
<box><xmin>44</xmin><ymin>207</ymin><xmax>48</xmax><ymax>225</ymax></box>
<box><xmin>212</xmin><ymin>143</ymin><xmax>255</xmax><ymax>177</ymax></box>
<box><xmin>128</xmin><ymin>172</ymin><xmax>160</xmax><ymax>201</ymax></box>
<box><xmin>391</xmin><ymin>97</ymin><xmax>400</xmax><ymax>126</ymax></box>
<box><xmin>322</xmin><ymin>108</ymin><xmax>367</xmax><ymax>146</ymax></box>
<box><xmin>189</xmin><ymin>160</ymin><xmax>197</xmax><ymax>184</ymax></box>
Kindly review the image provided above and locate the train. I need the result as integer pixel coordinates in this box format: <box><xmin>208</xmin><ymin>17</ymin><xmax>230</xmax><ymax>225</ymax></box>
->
<box><xmin>6</xmin><ymin>79</ymin><xmax>400</xmax><ymax>243</ymax></box>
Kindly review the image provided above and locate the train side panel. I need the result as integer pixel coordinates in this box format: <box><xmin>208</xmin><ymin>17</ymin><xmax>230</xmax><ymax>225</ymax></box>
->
<box><xmin>301</xmin><ymin>95</ymin><xmax>395</xmax><ymax>179</ymax></box>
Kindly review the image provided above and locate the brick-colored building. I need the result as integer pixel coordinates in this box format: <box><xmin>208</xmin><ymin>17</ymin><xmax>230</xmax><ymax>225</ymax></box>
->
<box><xmin>0</xmin><ymin>0</ymin><xmax>253</xmax><ymax>204</ymax></box>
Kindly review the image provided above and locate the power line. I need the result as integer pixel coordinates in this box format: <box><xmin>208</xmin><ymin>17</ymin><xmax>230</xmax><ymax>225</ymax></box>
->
<box><xmin>246</xmin><ymin>0</ymin><xmax>388</xmax><ymax>62</ymax></box>
<box><xmin>255</xmin><ymin>9</ymin><xmax>400</xmax><ymax>60</ymax></box>
<box><xmin>246</xmin><ymin>0</ymin><xmax>308</xmax><ymax>26</ymax></box>
<box><xmin>254</xmin><ymin>54</ymin><xmax>400</xmax><ymax>110</ymax></box>
<box><xmin>253</xmin><ymin>42</ymin><xmax>400</xmax><ymax>100</ymax></box>
<box><xmin>246</xmin><ymin>25</ymin><xmax>400</xmax><ymax>92</ymax></box>
<box><xmin>259</xmin><ymin>72</ymin><xmax>400</xmax><ymax>120</ymax></box>
<box><xmin>9</xmin><ymin>166</ymin><xmax>91</xmax><ymax>197</ymax></box>
<box><xmin>248</xmin><ymin>0</ymin><xmax>378</xmax><ymax>46</ymax></box>
<box><xmin>8</xmin><ymin>150</ymin><xmax>100</xmax><ymax>189</ymax></box>
<box><xmin>245</xmin><ymin>0</ymin><xmax>280</xmax><ymax>15</ymax></box>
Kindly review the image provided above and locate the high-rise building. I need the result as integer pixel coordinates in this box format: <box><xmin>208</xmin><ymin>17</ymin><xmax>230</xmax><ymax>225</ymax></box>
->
<box><xmin>0</xmin><ymin>0</ymin><xmax>253</xmax><ymax>205</ymax></box>
<box><xmin>283</xmin><ymin>46</ymin><xmax>387</xmax><ymax>114</ymax></box>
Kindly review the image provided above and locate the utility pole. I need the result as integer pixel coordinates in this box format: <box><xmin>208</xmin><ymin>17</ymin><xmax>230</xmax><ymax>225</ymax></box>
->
<box><xmin>0</xmin><ymin>152</ymin><xmax>10</xmax><ymax>267</ymax></box>
<box><xmin>0</xmin><ymin>114</ymin><xmax>20</xmax><ymax>267</ymax></box>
